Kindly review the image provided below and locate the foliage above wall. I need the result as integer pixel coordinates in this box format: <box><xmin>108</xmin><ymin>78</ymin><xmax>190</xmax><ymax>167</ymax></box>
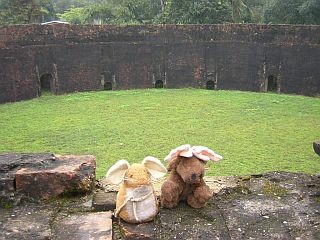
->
<box><xmin>0</xmin><ymin>0</ymin><xmax>319</xmax><ymax>25</ymax></box>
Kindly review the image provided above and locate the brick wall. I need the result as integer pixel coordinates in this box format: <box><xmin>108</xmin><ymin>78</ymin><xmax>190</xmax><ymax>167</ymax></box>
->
<box><xmin>0</xmin><ymin>24</ymin><xmax>319</xmax><ymax>103</ymax></box>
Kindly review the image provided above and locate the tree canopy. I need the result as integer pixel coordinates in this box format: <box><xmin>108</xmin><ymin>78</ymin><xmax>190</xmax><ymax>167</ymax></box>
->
<box><xmin>0</xmin><ymin>0</ymin><xmax>319</xmax><ymax>25</ymax></box>
<box><xmin>264</xmin><ymin>0</ymin><xmax>320</xmax><ymax>25</ymax></box>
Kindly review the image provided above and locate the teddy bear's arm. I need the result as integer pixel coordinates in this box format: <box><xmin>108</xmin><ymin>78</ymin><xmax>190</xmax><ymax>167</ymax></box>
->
<box><xmin>187</xmin><ymin>182</ymin><xmax>212</xmax><ymax>208</ymax></box>
<box><xmin>160</xmin><ymin>179</ymin><xmax>181</xmax><ymax>209</ymax></box>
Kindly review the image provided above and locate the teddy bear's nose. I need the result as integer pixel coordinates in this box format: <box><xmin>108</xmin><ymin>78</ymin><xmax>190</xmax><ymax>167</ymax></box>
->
<box><xmin>191</xmin><ymin>173</ymin><xmax>197</xmax><ymax>181</ymax></box>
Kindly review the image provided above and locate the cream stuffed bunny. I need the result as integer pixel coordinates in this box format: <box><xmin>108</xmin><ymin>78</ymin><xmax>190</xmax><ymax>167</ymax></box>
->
<box><xmin>106</xmin><ymin>156</ymin><xmax>167</xmax><ymax>223</ymax></box>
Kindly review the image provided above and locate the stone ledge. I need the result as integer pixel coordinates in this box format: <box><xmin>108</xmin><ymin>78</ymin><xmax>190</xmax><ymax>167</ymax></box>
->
<box><xmin>15</xmin><ymin>155</ymin><xmax>96</xmax><ymax>200</ymax></box>
<box><xmin>1</xmin><ymin>153</ymin><xmax>320</xmax><ymax>240</ymax></box>
<box><xmin>0</xmin><ymin>153</ymin><xmax>96</xmax><ymax>204</ymax></box>
<box><xmin>111</xmin><ymin>172</ymin><xmax>320</xmax><ymax>240</ymax></box>
<box><xmin>53</xmin><ymin>211</ymin><xmax>112</xmax><ymax>240</ymax></box>
<box><xmin>0</xmin><ymin>197</ymin><xmax>113</xmax><ymax>240</ymax></box>
<box><xmin>1</xmin><ymin>172</ymin><xmax>319</xmax><ymax>239</ymax></box>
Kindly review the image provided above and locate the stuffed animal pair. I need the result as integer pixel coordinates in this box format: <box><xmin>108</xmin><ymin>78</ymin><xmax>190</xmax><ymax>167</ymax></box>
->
<box><xmin>106</xmin><ymin>144</ymin><xmax>223</xmax><ymax>223</ymax></box>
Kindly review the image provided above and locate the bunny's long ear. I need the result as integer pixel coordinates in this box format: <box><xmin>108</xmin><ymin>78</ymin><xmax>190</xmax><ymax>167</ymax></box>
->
<box><xmin>164</xmin><ymin>144</ymin><xmax>193</xmax><ymax>161</ymax></box>
<box><xmin>192</xmin><ymin>146</ymin><xmax>223</xmax><ymax>162</ymax></box>
<box><xmin>106</xmin><ymin>160</ymin><xmax>130</xmax><ymax>185</ymax></box>
<box><xmin>142</xmin><ymin>156</ymin><xmax>167</xmax><ymax>178</ymax></box>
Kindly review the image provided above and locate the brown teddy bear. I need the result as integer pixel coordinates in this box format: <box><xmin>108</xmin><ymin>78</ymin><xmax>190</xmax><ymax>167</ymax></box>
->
<box><xmin>161</xmin><ymin>144</ymin><xmax>223</xmax><ymax>209</ymax></box>
<box><xmin>106</xmin><ymin>156</ymin><xmax>167</xmax><ymax>223</ymax></box>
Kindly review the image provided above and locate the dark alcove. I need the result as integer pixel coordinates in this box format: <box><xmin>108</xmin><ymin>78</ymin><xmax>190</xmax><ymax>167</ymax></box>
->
<box><xmin>155</xmin><ymin>80</ymin><xmax>164</xmax><ymax>89</ymax></box>
<box><xmin>267</xmin><ymin>75</ymin><xmax>278</xmax><ymax>92</ymax></box>
<box><xmin>104</xmin><ymin>81</ymin><xmax>112</xmax><ymax>91</ymax></box>
<box><xmin>40</xmin><ymin>73</ymin><xmax>53</xmax><ymax>92</ymax></box>
<box><xmin>206</xmin><ymin>80</ymin><xmax>215</xmax><ymax>90</ymax></box>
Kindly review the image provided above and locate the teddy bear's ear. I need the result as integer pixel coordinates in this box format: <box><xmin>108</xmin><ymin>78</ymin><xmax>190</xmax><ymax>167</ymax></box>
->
<box><xmin>192</xmin><ymin>146</ymin><xmax>223</xmax><ymax>162</ymax></box>
<box><xmin>142</xmin><ymin>156</ymin><xmax>167</xmax><ymax>178</ymax></box>
<box><xmin>164</xmin><ymin>144</ymin><xmax>193</xmax><ymax>161</ymax></box>
<box><xmin>106</xmin><ymin>160</ymin><xmax>130</xmax><ymax>185</ymax></box>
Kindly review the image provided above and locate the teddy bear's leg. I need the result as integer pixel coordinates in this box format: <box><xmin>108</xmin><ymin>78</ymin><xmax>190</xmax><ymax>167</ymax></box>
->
<box><xmin>187</xmin><ymin>184</ymin><xmax>212</xmax><ymax>208</ymax></box>
<box><xmin>161</xmin><ymin>180</ymin><xmax>181</xmax><ymax>209</ymax></box>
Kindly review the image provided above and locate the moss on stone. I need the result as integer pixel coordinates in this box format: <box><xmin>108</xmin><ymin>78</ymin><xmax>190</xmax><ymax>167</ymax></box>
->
<box><xmin>261</xmin><ymin>181</ymin><xmax>288</xmax><ymax>198</ymax></box>
<box><xmin>1</xmin><ymin>201</ymin><xmax>13</xmax><ymax>209</ymax></box>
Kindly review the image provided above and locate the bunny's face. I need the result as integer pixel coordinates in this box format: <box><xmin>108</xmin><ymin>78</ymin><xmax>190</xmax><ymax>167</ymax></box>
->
<box><xmin>106</xmin><ymin>157</ymin><xmax>167</xmax><ymax>186</ymax></box>
<box><xmin>124</xmin><ymin>164</ymin><xmax>151</xmax><ymax>188</ymax></box>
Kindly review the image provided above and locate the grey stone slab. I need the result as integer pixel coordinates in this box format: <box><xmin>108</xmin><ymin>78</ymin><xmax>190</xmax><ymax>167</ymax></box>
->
<box><xmin>92</xmin><ymin>191</ymin><xmax>117</xmax><ymax>212</ymax></box>
<box><xmin>0</xmin><ymin>204</ymin><xmax>54</xmax><ymax>240</ymax></box>
<box><xmin>159</xmin><ymin>201</ymin><xmax>230</xmax><ymax>240</ymax></box>
<box><xmin>53</xmin><ymin>211</ymin><xmax>112</xmax><ymax>240</ymax></box>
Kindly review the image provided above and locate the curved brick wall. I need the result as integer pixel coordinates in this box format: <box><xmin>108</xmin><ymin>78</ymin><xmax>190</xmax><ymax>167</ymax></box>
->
<box><xmin>0</xmin><ymin>24</ymin><xmax>319</xmax><ymax>103</ymax></box>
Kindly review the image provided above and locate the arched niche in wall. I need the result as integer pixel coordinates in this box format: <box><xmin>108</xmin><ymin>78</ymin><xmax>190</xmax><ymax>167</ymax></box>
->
<box><xmin>40</xmin><ymin>73</ymin><xmax>53</xmax><ymax>93</ymax></box>
<box><xmin>206</xmin><ymin>80</ymin><xmax>215</xmax><ymax>90</ymax></box>
<box><xmin>101</xmin><ymin>71</ymin><xmax>114</xmax><ymax>91</ymax></box>
<box><xmin>267</xmin><ymin>75</ymin><xmax>278</xmax><ymax>92</ymax></box>
<box><xmin>205</xmin><ymin>72</ymin><xmax>218</xmax><ymax>90</ymax></box>
<box><xmin>155</xmin><ymin>80</ymin><xmax>164</xmax><ymax>89</ymax></box>
<box><xmin>104</xmin><ymin>81</ymin><xmax>113</xmax><ymax>91</ymax></box>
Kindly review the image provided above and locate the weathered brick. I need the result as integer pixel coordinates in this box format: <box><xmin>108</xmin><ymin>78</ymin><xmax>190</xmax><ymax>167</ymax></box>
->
<box><xmin>1</xmin><ymin>24</ymin><xmax>320</xmax><ymax>103</ymax></box>
<box><xmin>0</xmin><ymin>153</ymin><xmax>55</xmax><ymax>206</ymax></box>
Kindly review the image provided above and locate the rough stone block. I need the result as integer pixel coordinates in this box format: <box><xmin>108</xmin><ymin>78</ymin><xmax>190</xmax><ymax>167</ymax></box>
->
<box><xmin>92</xmin><ymin>191</ymin><xmax>117</xmax><ymax>212</ymax></box>
<box><xmin>0</xmin><ymin>174</ymin><xmax>15</xmax><ymax>192</ymax></box>
<box><xmin>0</xmin><ymin>153</ymin><xmax>56</xmax><ymax>206</ymax></box>
<box><xmin>0</xmin><ymin>175</ymin><xmax>17</xmax><ymax>208</ymax></box>
<box><xmin>53</xmin><ymin>211</ymin><xmax>112</xmax><ymax>240</ymax></box>
<box><xmin>15</xmin><ymin>155</ymin><xmax>96</xmax><ymax>199</ymax></box>
<box><xmin>118</xmin><ymin>218</ymin><xmax>159</xmax><ymax>240</ymax></box>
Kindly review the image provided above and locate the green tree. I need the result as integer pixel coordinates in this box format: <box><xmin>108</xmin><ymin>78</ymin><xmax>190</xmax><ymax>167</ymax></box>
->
<box><xmin>113</xmin><ymin>0</ymin><xmax>162</xmax><ymax>24</ymax></box>
<box><xmin>0</xmin><ymin>0</ymin><xmax>53</xmax><ymax>24</ymax></box>
<box><xmin>159</xmin><ymin>0</ymin><xmax>232</xmax><ymax>24</ymax></box>
<box><xmin>244</xmin><ymin>0</ymin><xmax>265</xmax><ymax>23</ymax></box>
<box><xmin>298</xmin><ymin>0</ymin><xmax>320</xmax><ymax>24</ymax></box>
<box><xmin>87</xmin><ymin>3</ymin><xmax>115</xmax><ymax>24</ymax></box>
<box><xmin>58</xmin><ymin>1</ymin><xmax>116</xmax><ymax>24</ymax></box>
<box><xmin>228</xmin><ymin>0</ymin><xmax>252</xmax><ymax>23</ymax></box>
<box><xmin>264</xmin><ymin>0</ymin><xmax>303</xmax><ymax>24</ymax></box>
<box><xmin>58</xmin><ymin>0</ymin><xmax>161</xmax><ymax>24</ymax></box>
<box><xmin>263</xmin><ymin>0</ymin><xmax>320</xmax><ymax>25</ymax></box>
<box><xmin>51</xmin><ymin>0</ymin><xmax>93</xmax><ymax>13</ymax></box>
<box><xmin>57</xmin><ymin>7</ymin><xmax>88</xmax><ymax>24</ymax></box>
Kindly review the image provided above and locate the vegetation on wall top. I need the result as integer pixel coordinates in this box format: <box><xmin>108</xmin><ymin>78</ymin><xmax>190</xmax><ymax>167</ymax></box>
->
<box><xmin>0</xmin><ymin>0</ymin><xmax>319</xmax><ymax>26</ymax></box>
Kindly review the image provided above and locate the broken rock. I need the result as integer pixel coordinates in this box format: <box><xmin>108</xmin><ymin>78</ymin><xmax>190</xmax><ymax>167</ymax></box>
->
<box><xmin>15</xmin><ymin>155</ymin><xmax>96</xmax><ymax>199</ymax></box>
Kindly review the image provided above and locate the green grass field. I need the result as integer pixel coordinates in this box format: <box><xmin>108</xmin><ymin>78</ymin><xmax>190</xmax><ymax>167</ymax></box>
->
<box><xmin>0</xmin><ymin>89</ymin><xmax>319</xmax><ymax>178</ymax></box>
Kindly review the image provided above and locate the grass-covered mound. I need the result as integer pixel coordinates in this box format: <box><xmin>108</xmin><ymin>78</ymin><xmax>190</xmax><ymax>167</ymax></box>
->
<box><xmin>0</xmin><ymin>89</ymin><xmax>319</xmax><ymax>178</ymax></box>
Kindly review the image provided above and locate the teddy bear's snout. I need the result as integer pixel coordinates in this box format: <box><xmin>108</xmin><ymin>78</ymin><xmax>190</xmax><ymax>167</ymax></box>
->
<box><xmin>191</xmin><ymin>173</ymin><xmax>197</xmax><ymax>181</ymax></box>
<box><xmin>189</xmin><ymin>172</ymin><xmax>203</xmax><ymax>183</ymax></box>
